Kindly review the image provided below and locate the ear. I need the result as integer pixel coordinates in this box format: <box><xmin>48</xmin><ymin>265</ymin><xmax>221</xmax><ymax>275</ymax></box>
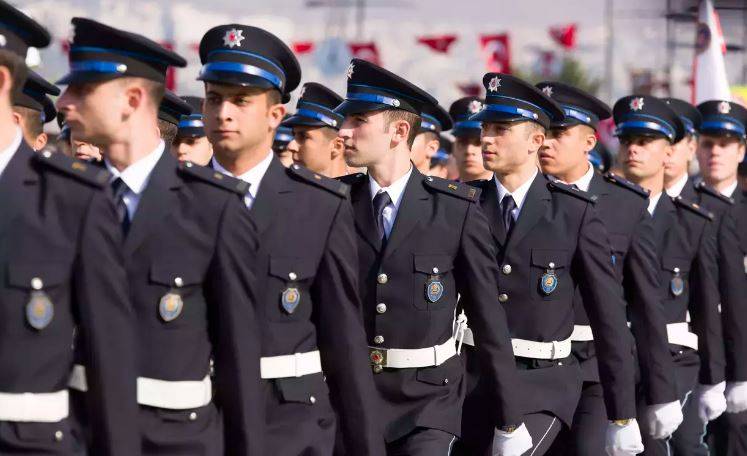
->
<box><xmin>330</xmin><ymin>136</ymin><xmax>344</xmax><ymax>159</ymax></box>
<box><xmin>738</xmin><ymin>141</ymin><xmax>746</xmax><ymax>163</ymax></box>
<box><xmin>584</xmin><ymin>131</ymin><xmax>598</xmax><ymax>153</ymax></box>
<box><xmin>426</xmin><ymin>138</ymin><xmax>440</xmax><ymax>156</ymax></box>
<box><xmin>124</xmin><ymin>82</ymin><xmax>145</xmax><ymax>115</ymax></box>
<box><xmin>11</xmin><ymin>110</ymin><xmax>22</xmax><ymax>125</ymax></box>
<box><xmin>34</xmin><ymin>133</ymin><xmax>48</xmax><ymax>151</ymax></box>
<box><xmin>529</xmin><ymin>127</ymin><xmax>545</xmax><ymax>153</ymax></box>
<box><xmin>391</xmin><ymin>119</ymin><xmax>411</xmax><ymax>148</ymax></box>
<box><xmin>267</xmin><ymin>102</ymin><xmax>286</xmax><ymax>130</ymax></box>
<box><xmin>0</xmin><ymin>66</ymin><xmax>12</xmax><ymax>100</ymax></box>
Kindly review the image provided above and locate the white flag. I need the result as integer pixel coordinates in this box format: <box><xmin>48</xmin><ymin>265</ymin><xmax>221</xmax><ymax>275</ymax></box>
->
<box><xmin>692</xmin><ymin>0</ymin><xmax>731</xmax><ymax>103</ymax></box>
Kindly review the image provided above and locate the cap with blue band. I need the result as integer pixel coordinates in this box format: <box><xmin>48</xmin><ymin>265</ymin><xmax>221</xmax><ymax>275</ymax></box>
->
<box><xmin>282</xmin><ymin>82</ymin><xmax>344</xmax><ymax>130</ymax></box>
<box><xmin>696</xmin><ymin>100</ymin><xmax>747</xmax><ymax>139</ymax></box>
<box><xmin>536</xmin><ymin>81</ymin><xmax>610</xmax><ymax>130</ymax></box>
<box><xmin>418</xmin><ymin>103</ymin><xmax>452</xmax><ymax>135</ymax></box>
<box><xmin>613</xmin><ymin>95</ymin><xmax>685</xmax><ymax>144</ymax></box>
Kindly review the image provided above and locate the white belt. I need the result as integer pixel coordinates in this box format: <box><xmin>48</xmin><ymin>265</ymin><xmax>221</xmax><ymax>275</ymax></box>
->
<box><xmin>369</xmin><ymin>337</ymin><xmax>457</xmax><ymax>369</ymax></box>
<box><xmin>512</xmin><ymin>337</ymin><xmax>572</xmax><ymax>360</ymax></box>
<box><xmin>667</xmin><ymin>322</ymin><xmax>698</xmax><ymax>350</ymax></box>
<box><xmin>462</xmin><ymin>328</ymin><xmax>475</xmax><ymax>347</ymax></box>
<box><xmin>260</xmin><ymin>350</ymin><xmax>322</xmax><ymax>379</ymax></box>
<box><xmin>69</xmin><ymin>364</ymin><xmax>212</xmax><ymax>410</ymax></box>
<box><xmin>0</xmin><ymin>390</ymin><xmax>68</xmax><ymax>422</ymax></box>
<box><xmin>570</xmin><ymin>325</ymin><xmax>594</xmax><ymax>342</ymax></box>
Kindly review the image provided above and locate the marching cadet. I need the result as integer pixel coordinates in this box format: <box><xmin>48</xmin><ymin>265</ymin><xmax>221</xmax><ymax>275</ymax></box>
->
<box><xmin>198</xmin><ymin>26</ymin><xmax>385</xmax><ymax>455</ymax></box>
<box><xmin>172</xmin><ymin>95</ymin><xmax>213</xmax><ymax>165</ymax></box>
<box><xmin>662</xmin><ymin>98</ymin><xmax>701</xmax><ymax>199</ymax></box>
<box><xmin>459</xmin><ymin>73</ymin><xmax>641</xmax><ymax>456</ymax></box>
<box><xmin>693</xmin><ymin>100</ymin><xmax>747</xmax><ymax>456</ymax></box>
<box><xmin>282</xmin><ymin>82</ymin><xmax>349</xmax><ymax>177</ymax></box>
<box><xmin>410</xmin><ymin>101</ymin><xmax>452</xmax><ymax>175</ymax></box>
<box><xmin>57</xmin><ymin>18</ymin><xmax>263</xmax><ymax>455</ymax></box>
<box><xmin>0</xmin><ymin>2</ymin><xmax>138</xmax><ymax>455</ymax></box>
<box><xmin>156</xmin><ymin>90</ymin><xmax>192</xmax><ymax>145</ymax></box>
<box><xmin>613</xmin><ymin>95</ymin><xmax>725</xmax><ymax>456</ymax></box>
<box><xmin>448</xmin><ymin>96</ymin><xmax>494</xmax><ymax>182</ymax></box>
<box><xmin>537</xmin><ymin>81</ymin><xmax>681</xmax><ymax>454</ymax></box>
<box><xmin>12</xmin><ymin>70</ymin><xmax>59</xmax><ymax>150</ymax></box>
<box><xmin>337</xmin><ymin>58</ymin><xmax>530</xmax><ymax>456</ymax></box>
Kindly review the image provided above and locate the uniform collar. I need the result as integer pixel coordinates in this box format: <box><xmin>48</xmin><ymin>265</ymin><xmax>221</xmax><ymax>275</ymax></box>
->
<box><xmin>665</xmin><ymin>172</ymin><xmax>689</xmax><ymax>198</ymax></box>
<box><xmin>494</xmin><ymin>167</ymin><xmax>538</xmax><ymax>213</ymax></box>
<box><xmin>369</xmin><ymin>165</ymin><xmax>413</xmax><ymax>210</ymax></box>
<box><xmin>648</xmin><ymin>191</ymin><xmax>663</xmax><ymax>215</ymax></box>
<box><xmin>0</xmin><ymin>128</ymin><xmax>23</xmax><ymax>179</ymax></box>
<box><xmin>721</xmin><ymin>180</ymin><xmax>739</xmax><ymax>198</ymax></box>
<box><xmin>211</xmin><ymin>149</ymin><xmax>274</xmax><ymax>199</ymax></box>
<box><xmin>554</xmin><ymin>161</ymin><xmax>594</xmax><ymax>192</ymax></box>
<box><xmin>104</xmin><ymin>140</ymin><xmax>165</xmax><ymax>194</ymax></box>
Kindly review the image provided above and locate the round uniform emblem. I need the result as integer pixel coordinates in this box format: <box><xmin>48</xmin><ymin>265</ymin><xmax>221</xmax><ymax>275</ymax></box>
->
<box><xmin>281</xmin><ymin>287</ymin><xmax>301</xmax><ymax>314</ymax></box>
<box><xmin>26</xmin><ymin>291</ymin><xmax>54</xmax><ymax>330</ymax></box>
<box><xmin>540</xmin><ymin>271</ymin><xmax>558</xmax><ymax>295</ymax></box>
<box><xmin>670</xmin><ymin>276</ymin><xmax>685</xmax><ymax>297</ymax></box>
<box><xmin>370</xmin><ymin>350</ymin><xmax>385</xmax><ymax>366</ymax></box>
<box><xmin>159</xmin><ymin>292</ymin><xmax>184</xmax><ymax>322</ymax></box>
<box><xmin>425</xmin><ymin>279</ymin><xmax>444</xmax><ymax>303</ymax></box>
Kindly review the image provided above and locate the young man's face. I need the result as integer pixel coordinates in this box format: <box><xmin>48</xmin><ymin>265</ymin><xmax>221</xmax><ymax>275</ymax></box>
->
<box><xmin>287</xmin><ymin>125</ymin><xmax>341</xmax><ymax>174</ymax></box>
<box><xmin>540</xmin><ymin>124</ymin><xmax>596</xmax><ymax>178</ymax></box>
<box><xmin>172</xmin><ymin>136</ymin><xmax>213</xmax><ymax>166</ymax></box>
<box><xmin>697</xmin><ymin>134</ymin><xmax>745</xmax><ymax>185</ymax></box>
<box><xmin>452</xmin><ymin>135</ymin><xmax>487</xmax><ymax>178</ymax></box>
<box><xmin>481</xmin><ymin>121</ymin><xmax>543</xmax><ymax>174</ymax></box>
<box><xmin>410</xmin><ymin>132</ymin><xmax>438</xmax><ymax>172</ymax></box>
<box><xmin>664</xmin><ymin>134</ymin><xmax>696</xmax><ymax>183</ymax></box>
<box><xmin>71</xmin><ymin>136</ymin><xmax>102</xmax><ymax>162</ymax></box>
<box><xmin>57</xmin><ymin>79</ymin><xmax>132</xmax><ymax>145</ymax></box>
<box><xmin>202</xmin><ymin>83</ymin><xmax>284</xmax><ymax>159</ymax></box>
<box><xmin>339</xmin><ymin>110</ymin><xmax>395</xmax><ymax>168</ymax></box>
<box><xmin>618</xmin><ymin>135</ymin><xmax>672</xmax><ymax>182</ymax></box>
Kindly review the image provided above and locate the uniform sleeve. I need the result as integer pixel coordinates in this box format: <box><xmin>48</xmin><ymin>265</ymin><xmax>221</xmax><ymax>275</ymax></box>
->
<box><xmin>455</xmin><ymin>202</ymin><xmax>522</xmax><ymax>427</ymax></box>
<box><xmin>575</xmin><ymin>203</ymin><xmax>637</xmax><ymax>420</ymax></box>
<box><xmin>718</xmin><ymin>206</ymin><xmax>747</xmax><ymax>381</ymax></box>
<box><xmin>207</xmin><ymin>195</ymin><xmax>265</xmax><ymax>456</ymax></box>
<box><xmin>311</xmin><ymin>199</ymin><xmax>386</xmax><ymax>456</ymax></box>
<box><xmin>74</xmin><ymin>190</ymin><xmax>140</xmax><ymax>456</ymax></box>
<box><xmin>625</xmin><ymin>205</ymin><xmax>677</xmax><ymax>405</ymax></box>
<box><xmin>691</xmin><ymin>218</ymin><xmax>726</xmax><ymax>384</ymax></box>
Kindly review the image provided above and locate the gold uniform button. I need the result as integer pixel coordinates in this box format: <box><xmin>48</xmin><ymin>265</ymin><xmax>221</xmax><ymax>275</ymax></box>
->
<box><xmin>54</xmin><ymin>430</ymin><xmax>63</xmax><ymax>442</ymax></box>
<box><xmin>374</xmin><ymin>335</ymin><xmax>384</xmax><ymax>345</ymax></box>
<box><xmin>189</xmin><ymin>412</ymin><xmax>197</xmax><ymax>421</ymax></box>
<box><xmin>502</xmin><ymin>264</ymin><xmax>512</xmax><ymax>275</ymax></box>
<box><xmin>498</xmin><ymin>293</ymin><xmax>509</xmax><ymax>303</ymax></box>
<box><xmin>377</xmin><ymin>273</ymin><xmax>388</xmax><ymax>284</ymax></box>
<box><xmin>376</xmin><ymin>303</ymin><xmax>387</xmax><ymax>314</ymax></box>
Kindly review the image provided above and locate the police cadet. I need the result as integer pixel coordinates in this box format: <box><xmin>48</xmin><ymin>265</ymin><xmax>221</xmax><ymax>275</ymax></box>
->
<box><xmin>0</xmin><ymin>3</ymin><xmax>138</xmax><ymax>455</ymax></box>
<box><xmin>693</xmin><ymin>100</ymin><xmax>747</xmax><ymax>456</ymax></box>
<box><xmin>156</xmin><ymin>90</ymin><xmax>192</xmax><ymax>145</ymax></box>
<box><xmin>56</xmin><ymin>18</ymin><xmax>263</xmax><ymax>455</ymax></box>
<box><xmin>662</xmin><ymin>98</ymin><xmax>702</xmax><ymax>200</ymax></box>
<box><xmin>12</xmin><ymin>70</ymin><xmax>59</xmax><ymax>150</ymax></box>
<box><xmin>537</xmin><ymin>81</ymin><xmax>681</xmax><ymax>454</ymax></box>
<box><xmin>613</xmin><ymin>95</ymin><xmax>725</xmax><ymax>456</ymax></box>
<box><xmin>448</xmin><ymin>96</ymin><xmax>493</xmax><ymax>182</ymax></box>
<box><xmin>282</xmin><ymin>82</ymin><xmax>348</xmax><ymax>177</ymax></box>
<box><xmin>460</xmin><ymin>73</ymin><xmax>642</xmax><ymax>456</ymax></box>
<box><xmin>337</xmin><ymin>58</ymin><xmax>530</xmax><ymax>456</ymax></box>
<box><xmin>172</xmin><ymin>95</ymin><xmax>213</xmax><ymax>165</ymax></box>
<box><xmin>197</xmin><ymin>25</ymin><xmax>384</xmax><ymax>455</ymax></box>
<box><xmin>410</xmin><ymin>100</ymin><xmax>452</xmax><ymax>175</ymax></box>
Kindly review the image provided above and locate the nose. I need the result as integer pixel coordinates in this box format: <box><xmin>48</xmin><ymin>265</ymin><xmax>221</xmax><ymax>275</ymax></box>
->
<box><xmin>216</xmin><ymin>101</ymin><xmax>233</xmax><ymax>123</ymax></box>
<box><xmin>286</xmin><ymin>139</ymin><xmax>299</xmax><ymax>154</ymax></box>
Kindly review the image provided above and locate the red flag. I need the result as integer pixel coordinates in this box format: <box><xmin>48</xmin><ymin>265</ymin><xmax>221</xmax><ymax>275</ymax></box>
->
<box><xmin>160</xmin><ymin>41</ymin><xmax>177</xmax><ymax>91</ymax></box>
<box><xmin>456</xmin><ymin>82</ymin><xmax>483</xmax><ymax>97</ymax></box>
<box><xmin>189</xmin><ymin>42</ymin><xmax>199</xmax><ymax>54</ymax></box>
<box><xmin>549</xmin><ymin>23</ymin><xmax>577</xmax><ymax>50</ymax></box>
<box><xmin>292</xmin><ymin>41</ymin><xmax>315</xmax><ymax>55</ymax></box>
<box><xmin>416</xmin><ymin>34</ymin><xmax>458</xmax><ymax>54</ymax></box>
<box><xmin>479</xmin><ymin>33</ymin><xmax>511</xmax><ymax>73</ymax></box>
<box><xmin>349</xmin><ymin>41</ymin><xmax>380</xmax><ymax>66</ymax></box>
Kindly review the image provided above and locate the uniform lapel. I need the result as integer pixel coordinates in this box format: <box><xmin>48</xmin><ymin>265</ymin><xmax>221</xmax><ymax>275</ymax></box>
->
<box><xmin>479</xmin><ymin>177</ymin><xmax>506</xmax><ymax>248</ymax></box>
<box><xmin>504</xmin><ymin>173</ymin><xmax>551</xmax><ymax>251</ymax></box>
<box><xmin>651</xmin><ymin>194</ymin><xmax>676</xmax><ymax>245</ymax></box>
<box><xmin>588</xmin><ymin>171</ymin><xmax>609</xmax><ymax>197</ymax></box>
<box><xmin>248</xmin><ymin>157</ymin><xmax>293</xmax><ymax>238</ymax></box>
<box><xmin>382</xmin><ymin>169</ymin><xmax>431</xmax><ymax>260</ymax></box>
<box><xmin>681</xmin><ymin>177</ymin><xmax>697</xmax><ymax>201</ymax></box>
<box><xmin>350</xmin><ymin>176</ymin><xmax>382</xmax><ymax>253</ymax></box>
<box><xmin>0</xmin><ymin>143</ymin><xmax>37</xmax><ymax>241</ymax></box>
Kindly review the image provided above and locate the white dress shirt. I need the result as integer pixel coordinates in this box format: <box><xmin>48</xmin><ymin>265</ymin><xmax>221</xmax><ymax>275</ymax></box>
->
<box><xmin>211</xmin><ymin>150</ymin><xmax>274</xmax><ymax>210</ymax></box>
<box><xmin>567</xmin><ymin>162</ymin><xmax>595</xmax><ymax>192</ymax></box>
<box><xmin>0</xmin><ymin>128</ymin><xmax>23</xmax><ymax>179</ymax></box>
<box><xmin>369</xmin><ymin>167</ymin><xmax>413</xmax><ymax>239</ymax></box>
<box><xmin>648</xmin><ymin>192</ymin><xmax>664</xmax><ymax>216</ymax></box>
<box><xmin>104</xmin><ymin>141</ymin><xmax>165</xmax><ymax>221</ymax></box>
<box><xmin>665</xmin><ymin>173</ymin><xmax>689</xmax><ymax>198</ymax></box>
<box><xmin>721</xmin><ymin>180</ymin><xmax>739</xmax><ymax>198</ymax></box>
<box><xmin>494</xmin><ymin>167</ymin><xmax>539</xmax><ymax>220</ymax></box>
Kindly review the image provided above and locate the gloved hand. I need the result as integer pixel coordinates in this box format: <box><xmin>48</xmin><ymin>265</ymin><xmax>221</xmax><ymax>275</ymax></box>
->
<box><xmin>492</xmin><ymin>423</ymin><xmax>533</xmax><ymax>456</ymax></box>
<box><xmin>726</xmin><ymin>381</ymin><xmax>747</xmax><ymax>414</ymax></box>
<box><xmin>645</xmin><ymin>400</ymin><xmax>683</xmax><ymax>439</ymax></box>
<box><xmin>605</xmin><ymin>419</ymin><xmax>644</xmax><ymax>456</ymax></box>
<box><xmin>696</xmin><ymin>382</ymin><xmax>727</xmax><ymax>422</ymax></box>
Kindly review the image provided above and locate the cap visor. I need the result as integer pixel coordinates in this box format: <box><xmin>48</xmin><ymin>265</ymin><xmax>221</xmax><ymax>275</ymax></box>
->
<box><xmin>55</xmin><ymin>71</ymin><xmax>122</xmax><ymax>86</ymax></box>
<box><xmin>197</xmin><ymin>71</ymin><xmax>277</xmax><ymax>91</ymax></box>
<box><xmin>282</xmin><ymin>115</ymin><xmax>328</xmax><ymax>129</ymax></box>
<box><xmin>335</xmin><ymin>99</ymin><xmax>390</xmax><ymax>116</ymax></box>
<box><xmin>176</xmin><ymin>128</ymin><xmax>206</xmax><ymax>138</ymax></box>
<box><xmin>469</xmin><ymin>110</ymin><xmax>525</xmax><ymax>124</ymax></box>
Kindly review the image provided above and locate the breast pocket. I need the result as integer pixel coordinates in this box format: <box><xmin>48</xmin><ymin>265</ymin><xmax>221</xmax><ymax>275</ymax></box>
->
<box><xmin>660</xmin><ymin>257</ymin><xmax>690</xmax><ymax>299</ymax></box>
<box><xmin>530</xmin><ymin>249</ymin><xmax>568</xmax><ymax>301</ymax></box>
<box><xmin>149</xmin><ymin>263</ymin><xmax>204</xmax><ymax>325</ymax></box>
<box><xmin>412</xmin><ymin>254</ymin><xmax>454</xmax><ymax>311</ymax></box>
<box><xmin>8</xmin><ymin>262</ymin><xmax>71</xmax><ymax>332</ymax></box>
<box><xmin>267</xmin><ymin>256</ymin><xmax>317</xmax><ymax>322</ymax></box>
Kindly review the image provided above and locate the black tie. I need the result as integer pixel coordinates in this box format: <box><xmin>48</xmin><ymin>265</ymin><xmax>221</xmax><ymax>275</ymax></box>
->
<box><xmin>372</xmin><ymin>191</ymin><xmax>392</xmax><ymax>242</ymax></box>
<box><xmin>501</xmin><ymin>194</ymin><xmax>516</xmax><ymax>235</ymax></box>
<box><xmin>110</xmin><ymin>177</ymin><xmax>131</xmax><ymax>235</ymax></box>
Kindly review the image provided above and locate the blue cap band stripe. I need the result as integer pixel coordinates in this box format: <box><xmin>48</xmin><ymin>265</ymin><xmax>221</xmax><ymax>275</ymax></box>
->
<box><xmin>346</xmin><ymin>92</ymin><xmax>403</xmax><ymax>109</ymax></box>
<box><xmin>483</xmin><ymin>103</ymin><xmax>540</xmax><ymax>121</ymax></box>
<box><xmin>298</xmin><ymin>100</ymin><xmax>340</xmax><ymax>117</ymax></box>
<box><xmin>420</xmin><ymin>120</ymin><xmax>437</xmax><ymax>132</ymax></box>
<box><xmin>70</xmin><ymin>60</ymin><xmax>127</xmax><ymax>74</ymax></box>
<box><xmin>453</xmin><ymin>120</ymin><xmax>482</xmax><ymax>130</ymax></box>
<box><xmin>700</xmin><ymin>120</ymin><xmax>746</xmax><ymax>136</ymax></box>
<box><xmin>207</xmin><ymin>49</ymin><xmax>285</xmax><ymax>75</ymax></box>
<box><xmin>71</xmin><ymin>46</ymin><xmax>168</xmax><ymax>65</ymax></box>
<box><xmin>561</xmin><ymin>105</ymin><xmax>594</xmax><ymax>125</ymax></box>
<box><xmin>679</xmin><ymin>116</ymin><xmax>695</xmax><ymax>135</ymax></box>
<box><xmin>295</xmin><ymin>108</ymin><xmax>340</xmax><ymax>128</ymax></box>
<box><xmin>421</xmin><ymin>113</ymin><xmax>441</xmax><ymax>131</ymax></box>
<box><xmin>178</xmin><ymin>119</ymin><xmax>205</xmax><ymax>128</ymax></box>
<box><xmin>200</xmin><ymin>62</ymin><xmax>282</xmax><ymax>89</ymax></box>
<box><xmin>275</xmin><ymin>133</ymin><xmax>293</xmax><ymax>142</ymax></box>
<box><xmin>486</xmin><ymin>94</ymin><xmax>551</xmax><ymax>117</ymax></box>
<box><xmin>616</xmin><ymin>120</ymin><xmax>675</xmax><ymax>141</ymax></box>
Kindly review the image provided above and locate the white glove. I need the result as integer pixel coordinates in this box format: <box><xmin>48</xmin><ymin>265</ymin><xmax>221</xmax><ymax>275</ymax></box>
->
<box><xmin>726</xmin><ymin>381</ymin><xmax>747</xmax><ymax>414</ymax></box>
<box><xmin>605</xmin><ymin>419</ymin><xmax>644</xmax><ymax>456</ymax></box>
<box><xmin>645</xmin><ymin>400</ymin><xmax>683</xmax><ymax>440</ymax></box>
<box><xmin>696</xmin><ymin>382</ymin><xmax>727</xmax><ymax>422</ymax></box>
<box><xmin>492</xmin><ymin>423</ymin><xmax>533</xmax><ymax>456</ymax></box>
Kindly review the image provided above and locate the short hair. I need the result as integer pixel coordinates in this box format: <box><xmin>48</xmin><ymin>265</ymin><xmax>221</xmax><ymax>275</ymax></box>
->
<box><xmin>382</xmin><ymin>109</ymin><xmax>421</xmax><ymax>148</ymax></box>
<box><xmin>419</xmin><ymin>130</ymin><xmax>439</xmax><ymax>143</ymax></box>
<box><xmin>266</xmin><ymin>89</ymin><xmax>282</xmax><ymax>107</ymax></box>
<box><xmin>158</xmin><ymin>119</ymin><xmax>178</xmax><ymax>144</ymax></box>
<box><xmin>0</xmin><ymin>50</ymin><xmax>29</xmax><ymax>98</ymax></box>
<box><xmin>119</xmin><ymin>77</ymin><xmax>165</xmax><ymax>107</ymax></box>
<box><xmin>524</xmin><ymin>121</ymin><xmax>546</xmax><ymax>137</ymax></box>
<box><xmin>13</xmin><ymin>105</ymin><xmax>43</xmax><ymax>138</ymax></box>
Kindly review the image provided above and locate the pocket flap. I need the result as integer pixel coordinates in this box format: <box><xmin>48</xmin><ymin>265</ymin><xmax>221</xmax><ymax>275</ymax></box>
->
<box><xmin>8</xmin><ymin>263</ymin><xmax>69</xmax><ymax>289</ymax></box>
<box><xmin>416</xmin><ymin>358</ymin><xmax>462</xmax><ymax>386</ymax></box>
<box><xmin>530</xmin><ymin>249</ymin><xmax>568</xmax><ymax>269</ymax></box>
<box><xmin>661</xmin><ymin>257</ymin><xmax>690</xmax><ymax>273</ymax></box>
<box><xmin>149</xmin><ymin>263</ymin><xmax>202</xmax><ymax>287</ymax></box>
<box><xmin>269</xmin><ymin>257</ymin><xmax>317</xmax><ymax>281</ymax></box>
<box><xmin>275</xmin><ymin>374</ymin><xmax>325</xmax><ymax>404</ymax></box>
<box><xmin>413</xmin><ymin>254</ymin><xmax>454</xmax><ymax>274</ymax></box>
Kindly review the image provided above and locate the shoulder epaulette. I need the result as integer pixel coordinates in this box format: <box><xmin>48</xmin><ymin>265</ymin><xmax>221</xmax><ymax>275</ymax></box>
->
<box><xmin>179</xmin><ymin>161</ymin><xmax>249</xmax><ymax>195</ymax></box>
<box><xmin>604</xmin><ymin>172</ymin><xmax>650</xmax><ymax>198</ymax></box>
<box><xmin>694</xmin><ymin>181</ymin><xmax>735</xmax><ymax>205</ymax></box>
<box><xmin>547</xmin><ymin>180</ymin><xmax>598</xmax><ymax>203</ymax></box>
<box><xmin>673</xmin><ymin>195</ymin><xmax>714</xmax><ymax>221</ymax></box>
<box><xmin>465</xmin><ymin>178</ymin><xmax>490</xmax><ymax>189</ymax></box>
<box><xmin>336</xmin><ymin>172</ymin><xmax>367</xmax><ymax>187</ymax></box>
<box><xmin>34</xmin><ymin>150</ymin><xmax>109</xmax><ymax>188</ymax></box>
<box><xmin>423</xmin><ymin>175</ymin><xmax>481</xmax><ymax>201</ymax></box>
<box><xmin>289</xmin><ymin>164</ymin><xmax>349</xmax><ymax>198</ymax></box>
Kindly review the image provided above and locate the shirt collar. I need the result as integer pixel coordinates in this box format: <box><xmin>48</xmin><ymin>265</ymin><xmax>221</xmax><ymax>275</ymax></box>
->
<box><xmin>665</xmin><ymin>173</ymin><xmax>689</xmax><ymax>198</ymax></box>
<box><xmin>0</xmin><ymin>128</ymin><xmax>23</xmax><ymax>178</ymax></box>
<box><xmin>105</xmin><ymin>140</ymin><xmax>165</xmax><ymax>194</ymax></box>
<box><xmin>721</xmin><ymin>180</ymin><xmax>739</xmax><ymax>198</ymax></box>
<box><xmin>494</xmin><ymin>167</ymin><xmax>538</xmax><ymax>213</ymax></box>
<box><xmin>568</xmin><ymin>162</ymin><xmax>595</xmax><ymax>192</ymax></box>
<box><xmin>369</xmin><ymin>166</ymin><xmax>413</xmax><ymax>209</ymax></box>
<box><xmin>211</xmin><ymin>150</ymin><xmax>274</xmax><ymax>199</ymax></box>
<box><xmin>648</xmin><ymin>191</ymin><xmax>663</xmax><ymax>215</ymax></box>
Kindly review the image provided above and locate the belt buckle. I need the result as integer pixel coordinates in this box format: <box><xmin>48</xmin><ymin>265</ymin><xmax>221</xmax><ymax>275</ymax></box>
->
<box><xmin>369</xmin><ymin>348</ymin><xmax>387</xmax><ymax>374</ymax></box>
